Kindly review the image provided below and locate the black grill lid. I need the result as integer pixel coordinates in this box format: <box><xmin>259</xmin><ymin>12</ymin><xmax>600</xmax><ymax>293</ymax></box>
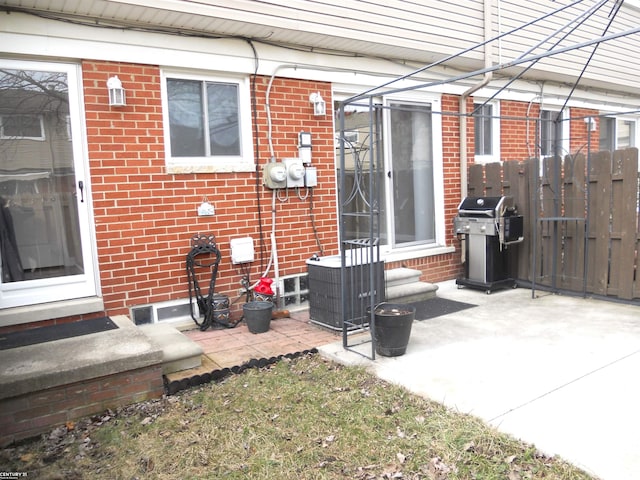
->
<box><xmin>457</xmin><ymin>196</ymin><xmax>505</xmax><ymax>216</ymax></box>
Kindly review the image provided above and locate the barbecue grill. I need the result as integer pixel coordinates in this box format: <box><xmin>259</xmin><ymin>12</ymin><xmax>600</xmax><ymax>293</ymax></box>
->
<box><xmin>453</xmin><ymin>195</ymin><xmax>523</xmax><ymax>293</ymax></box>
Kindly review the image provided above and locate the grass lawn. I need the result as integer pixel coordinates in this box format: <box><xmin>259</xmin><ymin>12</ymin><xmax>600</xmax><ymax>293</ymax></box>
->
<box><xmin>1</xmin><ymin>354</ymin><xmax>597</xmax><ymax>479</ymax></box>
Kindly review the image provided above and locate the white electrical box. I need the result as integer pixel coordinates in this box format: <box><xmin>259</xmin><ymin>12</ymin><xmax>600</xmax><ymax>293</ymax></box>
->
<box><xmin>305</xmin><ymin>166</ymin><xmax>318</xmax><ymax>187</ymax></box>
<box><xmin>263</xmin><ymin>162</ymin><xmax>287</xmax><ymax>189</ymax></box>
<box><xmin>284</xmin><ymin>158</ymin><xmax>305</xmax><ymax>188</ymax></box>
<box><xmin>299</xmin><ymin>146</ymin><xmax>312</xmax><ymax>164</ymax></box>
<box><xmin>230</xmin><ymin>237</ymin><xmax>255</xmax><ymax>264</ymax></box>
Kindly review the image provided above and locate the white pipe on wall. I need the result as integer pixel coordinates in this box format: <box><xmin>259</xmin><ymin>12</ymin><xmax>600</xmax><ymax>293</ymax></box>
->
<box><xmin>459</xmin><ymin>0</ymin><xmax>494</xmax><ymax>201</ymax></box>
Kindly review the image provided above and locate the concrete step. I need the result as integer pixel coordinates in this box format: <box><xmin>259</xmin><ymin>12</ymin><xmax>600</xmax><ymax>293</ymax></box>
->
<box><xmin>385</xmin><ymin>281</ymin><xmax>439</xmax><ymax>304</ymax></box>
<box><xmin>139</xmin><ymin>323</ymin><xmax>203</xmax><ymax>374</ymax></box>
<box><xmin>384</xmin><ymin>267</ymin><xmax>422</xmax><ymax>287</ymax></box>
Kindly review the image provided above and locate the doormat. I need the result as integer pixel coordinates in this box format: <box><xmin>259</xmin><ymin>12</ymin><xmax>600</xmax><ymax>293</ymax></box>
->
<box><xmin>408</xmin><ymin>297</ymin><xmax>476</xmax><ymax>321</ymax></box>
<box><xmin>0</xmin><ymin>317</ymin><xmax>118</xmax><ymax>351</ymax></box>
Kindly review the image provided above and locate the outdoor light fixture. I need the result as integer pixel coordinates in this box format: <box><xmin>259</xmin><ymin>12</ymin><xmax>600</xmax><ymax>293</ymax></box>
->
<box><xmin>309</xmin><ymin>91</ymin><xmax>326</xmax><ymax>116</ymax></box>
<box><xmin>107</xmin><ymin>75</ymin><xmax>126</xmax><ymax>107</ymax></box>
<box><xmin>298</xmin><ymin>131</ymin><xmax>312</xmax><ymax>164</ymax></box>
<box><xmin>584</xmin><ymin>116</ymin><xmax>597</xmax><ymax>132</ymax></box>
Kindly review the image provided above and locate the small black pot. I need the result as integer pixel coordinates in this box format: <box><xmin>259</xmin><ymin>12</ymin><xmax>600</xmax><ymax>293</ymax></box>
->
<box><xmin>372</xmin><ymin>303</ymin><xmax>415</xmax><ymax>357</ymax></box>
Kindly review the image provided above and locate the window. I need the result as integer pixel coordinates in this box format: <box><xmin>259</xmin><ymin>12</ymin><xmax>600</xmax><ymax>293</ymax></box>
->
<box><xmin>540</xmin><ymin>110</ymin><xmax>563</xmax><ymax>157</ymax></box>
<box><xmin>600</xmin><ymin>117</ymin><xmax>637</xmax><ymax>151</ymax></box>
<box><xmin>0</xmin><ymin>114</ymin><xmax>45</xmax><ymax>140</ymax></box>
<box><xmin>276</xmin><ymin>274</ymin><xmax>309</xmax><ymax>310</ymax></box>
<box><xmin>473</xmin><ymin>101</ymin><xmax>500</xmax><ymax>163</ymax></box>
<box><xmin>540</xmin><ymin>109</ymin><xmax>571</xmax><ymax>160</ymax></box>
<box><xmin>161</xmin><ymin>71</ymin><xmax>254</xmax><ymax>173</ymax></box>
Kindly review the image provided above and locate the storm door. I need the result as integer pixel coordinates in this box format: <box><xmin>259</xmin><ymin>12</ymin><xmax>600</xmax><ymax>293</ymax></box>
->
<box><xmin>386</xmin><ymin>101</ymin><xmax>437</xmax><ymax>248</ymax></box>
<box><xmin>0</xmin><ymin>60</ymin><xmax>97</xmax><ymax>309</ymax></box>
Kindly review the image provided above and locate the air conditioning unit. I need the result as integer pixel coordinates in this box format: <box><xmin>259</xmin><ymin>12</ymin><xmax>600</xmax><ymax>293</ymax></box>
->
<box><xmin>130</xmin><ymin>298</ymin><xmax>196</xmax><ymax>328</ymax></box>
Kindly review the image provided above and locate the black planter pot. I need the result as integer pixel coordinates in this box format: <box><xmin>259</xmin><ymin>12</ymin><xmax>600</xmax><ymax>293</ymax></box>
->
<box><xmin>243</xmin><ymin>301</ymin><xmax>273</xmax><ymax>334</ymax></box>
<box><xmin>372</xmin><ymin>303</ymin><xmax>415</xmax><ymax>357</ymax></box>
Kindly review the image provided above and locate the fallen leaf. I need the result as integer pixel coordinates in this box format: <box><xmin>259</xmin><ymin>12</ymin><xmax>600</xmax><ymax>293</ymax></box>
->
<box><xmin>20</xmin><ymin>453</ymin><xmax>35</xmax><ymax>463</ymax></box>
<box><xmin>464</xmin><ymin>441</ymin><xmax>475</xmax><ymax>452</ymax></box>
<box><xmin>396</xmin><ymin>452</ymin><xmax>406</xmax><ymax>464</ymax></box>
<box><xmin>427</xmin><ymin>456</ymin><xmax>452</xmax><ymax>479</ymax></box>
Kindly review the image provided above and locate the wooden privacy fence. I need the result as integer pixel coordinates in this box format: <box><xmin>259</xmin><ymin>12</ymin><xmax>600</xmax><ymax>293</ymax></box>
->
<box><xmin>467</xmin><ymin>147</ymin><xmax>640</xmax><ymax>301</ymax></box>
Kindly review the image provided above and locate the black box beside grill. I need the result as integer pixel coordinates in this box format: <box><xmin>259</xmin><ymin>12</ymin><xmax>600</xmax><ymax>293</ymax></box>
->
<box><xmin>453</xmin><ymin>196</ymin><xmax>523</xmax><ymax>294</ymax></box>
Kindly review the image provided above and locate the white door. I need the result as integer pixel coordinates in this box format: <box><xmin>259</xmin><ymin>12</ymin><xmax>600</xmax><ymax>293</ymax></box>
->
<box><xmin>0</xmin><ymin>59</ymin><xmax>97</xmax><ymax>309</ymax></box>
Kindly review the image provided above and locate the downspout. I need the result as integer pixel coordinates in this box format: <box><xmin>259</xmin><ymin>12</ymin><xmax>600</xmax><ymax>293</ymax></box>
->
<box><xmin>459</xmin><ymin>0</ymin><xmax>494</xmax><ymax>200</ymax></box>
<box><xmin>458</xmin><ymin>0</ymin><xmax>493</xmax><ymax>265</ymax></box>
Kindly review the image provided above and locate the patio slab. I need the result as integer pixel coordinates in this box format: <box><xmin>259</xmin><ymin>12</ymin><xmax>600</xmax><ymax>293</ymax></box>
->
<box><xmin>318</xmin><ymin>280</ymin><xmax>640</xmax><ymax>480</ymax></box>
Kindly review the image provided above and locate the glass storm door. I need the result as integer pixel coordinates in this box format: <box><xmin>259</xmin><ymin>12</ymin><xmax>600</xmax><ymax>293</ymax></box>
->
<box><xmin>387</xmin><ymin>101</ymin><xmax>436</xmax><ymax>247</ymax></box>
<box><xmin>0</xmin><ymin>60</ymin><xmax>97</xmax><ymax>309</ymax></box>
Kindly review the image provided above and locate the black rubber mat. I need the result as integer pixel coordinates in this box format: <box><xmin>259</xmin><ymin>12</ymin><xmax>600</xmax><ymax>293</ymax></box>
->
<box><xmin>408</xmin><ymin>297</ymin><xmax>476</xmax><ymax>321</ymax></box>
<box><xmin>0</xmin><ymin>317</ymin><xmax>118</xmax><ymax>351</ymax></box>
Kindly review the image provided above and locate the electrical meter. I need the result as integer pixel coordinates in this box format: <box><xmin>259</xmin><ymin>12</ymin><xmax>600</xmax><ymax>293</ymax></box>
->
<box><xmin>263</xmin><ymin>162</ymin><xmax>287</xmax><ymax>189</ymax></box>
<box><xmin>283</xmin><ymin>158</ymin><xmax>305</xmax><ymax>188</ymax></box>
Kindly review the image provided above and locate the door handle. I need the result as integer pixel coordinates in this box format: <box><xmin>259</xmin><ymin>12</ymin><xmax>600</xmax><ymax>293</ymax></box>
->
<box><xmin>78</xmin><ymin>181</ymin><xmax>84</xmax><ymax>203</ymax></box>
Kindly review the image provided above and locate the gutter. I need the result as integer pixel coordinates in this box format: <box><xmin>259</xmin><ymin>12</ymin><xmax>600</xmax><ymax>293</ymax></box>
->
<box><xmin>459</xmin><ymin>0</ymin><xmax>494</xmax><ymax>200</ymax></box>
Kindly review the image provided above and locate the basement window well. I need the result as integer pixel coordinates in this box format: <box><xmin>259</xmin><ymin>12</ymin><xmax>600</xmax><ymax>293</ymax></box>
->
<box><xmin>275</xmin><ymin>274</ymin><xmax>309</xmax><ymax>310</ymax></box>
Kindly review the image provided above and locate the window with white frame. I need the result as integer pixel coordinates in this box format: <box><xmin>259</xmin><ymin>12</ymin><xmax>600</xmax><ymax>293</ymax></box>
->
<box><xmin>473</xmin><ymin>101</ymin><xmax>500</xmax><ymax>163</ymax></box>
<box><xmin>600</xmin><ymin>117</ymin><xmax>637</xmax><ymax>151</ymax></box>
<box><xmin>0</xmin><ymin>114</ymin><xmax>45</xmax><ymax>140</ymax></box>
<box><xmin>161</xmin><ymin>71</ymin><xmax>254</xmax><ymax>173</ymax></box>
<box><xmin>540</xmin><ymin>109</ymin><xmax>566</xmax><ymax>157</ymax></box>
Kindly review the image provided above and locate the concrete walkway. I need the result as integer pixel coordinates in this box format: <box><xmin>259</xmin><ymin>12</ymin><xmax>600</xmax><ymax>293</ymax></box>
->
<box><xmin>318</xmin><ymin>280</ymin><xmax>640</xmax><ymax>480</ymax></box>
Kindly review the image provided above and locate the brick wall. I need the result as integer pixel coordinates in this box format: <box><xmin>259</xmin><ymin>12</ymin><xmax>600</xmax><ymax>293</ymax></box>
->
<box><xmin>24</xmin><ymin>60</ymin><xmax>603</xmax><ymax>328</ymax></box>
<box><xmin>8</xmin><ymin>60</ymin><xmax>603</xmax><ymax>329</ymax></box>
<box><xmin>0</xmin><ymin>365</ymin><xmax>164</xmax><ymax>447</ymax></box>
<box><xmin>82</xmin><ymin>60</ymin><xmax>339</xmax><ymax>320</ymax></box>
<box><xmin>569</xmin><ymin>107</ymin><xmax>600</xmax><ymax>153</ymax></box>
<box><xmin>500</xmin><ymin>100</ymin><xmax>539</xmax><ymax>161</ymax></box>
<box><xmin>441</xmin><ymin>94</ymin><xmax>465</xmax><ymax>272</ymax></box>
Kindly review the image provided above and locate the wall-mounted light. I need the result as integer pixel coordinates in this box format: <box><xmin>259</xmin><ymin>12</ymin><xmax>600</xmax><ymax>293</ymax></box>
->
<box><xmin>309</xmin><ymin>92</ymin><xmax>326</xmax><ymax>116</ymax></box>
<box><xmin>107</xmin><ymin>75</ymin><xmax>126</xmax><ymax>107</ymax></box>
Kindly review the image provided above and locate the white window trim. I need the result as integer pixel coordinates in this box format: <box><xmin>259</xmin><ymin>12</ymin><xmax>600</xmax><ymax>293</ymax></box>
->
<box><xmin>539</xmin><ymin>107</ymin><xmax>569</xmax><ymax>159</ymax></box>
<box><xmin>0</xmin><ymin>114</ymin><xmax>46</xmax><ymax>141</ymax></box>
<box><xmin>473</xmin><ymin>100</ymin><xmax>501</xmax><ymax>164</ymax></box>
<box><xmin>609</xmin><ymin>116</ymin><xmax>638</xmax><ymax>150</ymax></box>
<box><xmin>333</xmin><ymin>89</ymin><xmax>449</xmax><ymax>260</ymax></box>
<box><xmin>382</xmin><ymin>93</ymin><xmax>446</xmax><ymax>253</ymax></box>
<box><xmin>160</xmin><ymin>69</ymin><xmax>254</xmax><ymax>174</ymax></box>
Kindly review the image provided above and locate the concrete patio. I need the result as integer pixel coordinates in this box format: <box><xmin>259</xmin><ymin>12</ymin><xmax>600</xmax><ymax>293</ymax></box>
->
<box><xmin>318</xmin><ymin>280</ymin><xmax>640</xmax><ymax>480</ymax></box>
